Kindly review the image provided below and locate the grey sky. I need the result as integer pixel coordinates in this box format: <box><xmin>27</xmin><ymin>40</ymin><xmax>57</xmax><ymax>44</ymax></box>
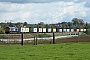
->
<box><xmin>0</xmin><ymin>0</ymin><xmax>90</xmax><ymax>23</ymax></box>
<box><xmin>0</xmin><ymin>0</ymin><xmax>87</xmax><ymax>3</ymax></box>
<box><xmin>0</xmin><ymin>0</ymin><xmax>90</xmax><ymax>7</ymax></box>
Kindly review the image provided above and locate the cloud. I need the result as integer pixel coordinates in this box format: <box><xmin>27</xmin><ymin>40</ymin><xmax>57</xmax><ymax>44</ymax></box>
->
<box><xmin>0</xmin><ymin>0</ymin><xmax>61</xmax><ymax>3</ymax></box>
<box><xmin>0</xmin><ymin>0</ymin><xmax>87</xmax><ymax>3</ymax></box>
<box><xmin>0</xmin><ymin>0</ymin><xmax>86</xmax><ymax>3</ymax></box>
<box><xmin>0</xmin><ymin>1</ymin><xmax>90</xmax><ymax>24</ymax></box>
<box><xmin>84</xmin><ymin>1</ymin><xmax>90</xmax><ymax>7</ymax></box>
<box><xmin>0</xmin><ymin>0</ymin><xmax>90</xmax><ymax>8</ymax></box>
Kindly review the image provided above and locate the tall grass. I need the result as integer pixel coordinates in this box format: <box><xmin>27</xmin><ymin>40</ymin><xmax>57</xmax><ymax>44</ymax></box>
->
<box><xmin>0</xmin><ymin>42</ymin><xmax>90</xmax><ymax>60</ymax></box>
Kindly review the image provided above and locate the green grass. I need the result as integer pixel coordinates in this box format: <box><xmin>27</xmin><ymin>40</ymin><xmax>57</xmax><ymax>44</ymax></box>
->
<box><xmin>0</xmin><ymin>42</ymin><xmax>90</xmax><ymax>60</ymax></box>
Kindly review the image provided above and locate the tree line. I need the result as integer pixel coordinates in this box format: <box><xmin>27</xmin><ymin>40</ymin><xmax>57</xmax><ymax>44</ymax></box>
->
<box><xmin>0</xmin><ymin>18</ymin><xmax>90</xmax><ymax>34</ymax></box>
<box><xmin>37</xmin><ymin>18</ymin><xmax>90</xmax><ymax>29</ymax></box>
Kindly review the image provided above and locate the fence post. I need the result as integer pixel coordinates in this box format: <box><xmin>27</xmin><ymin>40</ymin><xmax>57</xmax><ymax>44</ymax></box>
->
<box><xmin>34</xmin><ymin>36</ymin><xmax>36</xmax><ymax>45</ymax></box>
<box><xmin>53</xmin><ymin>32</ymin><xmax>56</xmax><ymax>44</ymax></box>
<box><xmin>78</xmin><ymin>32</ymin><xmax>80</xmax><ymax>43</ymax></box>
<box><xmin>36</xmin><ymin>35</ymin><xmax>38</xmax><ymax>45</ymax></box>
<box><xmin>21</xmin><ymin>33</ymin><xmax>24</xmax><ymax>45</ymax></box>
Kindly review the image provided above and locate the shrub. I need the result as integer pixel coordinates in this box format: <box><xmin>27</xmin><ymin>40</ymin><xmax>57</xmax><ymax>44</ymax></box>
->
<box><xmin>0</xmin><ymin>28</ymin><xmax>4</xmax><ymax>34</ymax></box>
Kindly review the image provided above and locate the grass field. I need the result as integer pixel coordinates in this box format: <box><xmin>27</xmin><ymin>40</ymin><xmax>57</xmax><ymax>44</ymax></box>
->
<box><xmin>0</xmin><ymin>42</ymin><xmax>90</xmax><ymax>60</ymax></box>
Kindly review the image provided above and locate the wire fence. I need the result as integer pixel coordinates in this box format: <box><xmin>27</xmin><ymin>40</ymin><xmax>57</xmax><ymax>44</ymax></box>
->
<box><xmin>0</xmin><ymin>33</ymin><xmax>90</xmax><ymax>45</ymax></box>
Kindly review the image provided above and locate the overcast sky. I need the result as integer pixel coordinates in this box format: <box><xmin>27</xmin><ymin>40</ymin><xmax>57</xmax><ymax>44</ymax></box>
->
<box><xmin>0</xmin><ymin>0</ymin><xmax>90</xmax><ymax>24</ymax></box>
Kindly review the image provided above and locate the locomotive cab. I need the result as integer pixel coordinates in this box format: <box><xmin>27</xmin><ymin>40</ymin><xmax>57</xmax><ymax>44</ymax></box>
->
<box><xmin>5</xmin><ymin>27</ymin><xmax>10</xmax><ymax>34</ymax></box>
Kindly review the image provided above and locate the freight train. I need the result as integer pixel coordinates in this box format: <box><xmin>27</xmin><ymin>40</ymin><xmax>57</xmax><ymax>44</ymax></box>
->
<box><xmin>5</xmin><ymin>27</ymin><xmax>87</xmax><ymax>34</ymax></box>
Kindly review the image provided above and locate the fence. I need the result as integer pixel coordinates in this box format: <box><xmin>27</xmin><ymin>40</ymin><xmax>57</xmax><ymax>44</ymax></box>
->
<box><xmin>0</xmin><ymin>33</ymin><xmax>56</xmax><ymax>45</ymax></box>
<box><xmin>0</xmin><ymin>33</ymin><xmax>90</xmax><ymax>45</ymax></box>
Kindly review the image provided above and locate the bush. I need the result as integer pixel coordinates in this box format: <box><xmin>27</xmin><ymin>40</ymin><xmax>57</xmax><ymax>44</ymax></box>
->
<box><xmin>0</xmin><ymin>28</ymin><xmax>4</xmax><ymax>34</ymax></box>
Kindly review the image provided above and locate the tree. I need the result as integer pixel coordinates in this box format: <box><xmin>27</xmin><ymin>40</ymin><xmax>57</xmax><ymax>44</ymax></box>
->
<box><xmin>61</xmin><ymin>22</ymin><xmax>69</xmax><ymax>28</ymax></box>
<box><xmin>50</xmin><ymin>24</ymin><xmax>55</xmax><ymax>29</ymax></box>
<box><xmin>23</xmin><ymin>22</ymin><xmax>28</xmax><ymax>26</ymax></box>
<box><xmin>38</xmin><ymin>22</ymin><xmax>45</xmax><ymax>28</ymax></box>
<box><xmin>15</xmin><ymin>22</ymin><xmax>22</xmax><ymax>28</ymax></box>
<box><xmin>79</xmin><ymin>19</ymin><xmax>84</xmax><ymax>25</ymax></box>
<box><xmin>87</xmin><ymin>23</ymin><xmax>90</xmax><ymax>29</ymax></box>
<box><xmin>72</xmin><ymin>18</ymin><xmax>79</xmax><ymax>25</ymax></box>
<box><xmin>1</xmin><ymin>23</ymin><xmax>8</xmax><ymax>29</ymax></box>
<box><xmin>85</xmin><ymin>22</ymin><xmax>88</xmax><ymax>29</ymax></box>
<box><xmin>86</xmin><ymin>29</ymin><xmax>90</xmax><ymax>35</ymax></box>
<box><xmin>72</xmin><ymin>18</ymin><xmax>85</xmax><ymax>28</ymax></box>
<box><xmin>68</xmin><ymin>22</ymin><xmax>74</xmax><ymax>29</ymax></box>
<box><xmin>45</xmin><ymin>24</ymin><xmax>51</xmax><ymax>28</ymax></box>
<box><xmin>79</xmin><ymin>19</ymin><xmax>85</xmax><ymax>28</ymax></box>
